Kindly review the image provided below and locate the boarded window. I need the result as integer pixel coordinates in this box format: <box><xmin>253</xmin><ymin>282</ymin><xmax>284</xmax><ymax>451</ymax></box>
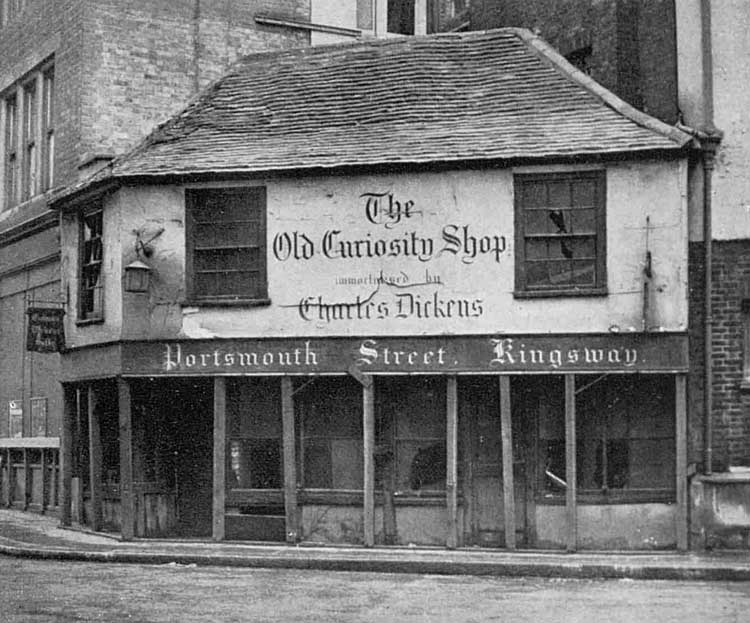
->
<box><xmin>514</xmin><ymin>171</ymin><xmax>606</xmax><ymax>297</ymax></box>
<box><xmin>186</xmin><ymin>187</ymin><xmax>267</xmax><ymax>303</ymax></box>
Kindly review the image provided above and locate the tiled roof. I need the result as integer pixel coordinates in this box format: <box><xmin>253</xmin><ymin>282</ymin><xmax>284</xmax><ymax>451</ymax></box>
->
<box><xmin>56</xmin><ymin>28</ymin><xmax>693</xmax><ymax>201</ymax></box>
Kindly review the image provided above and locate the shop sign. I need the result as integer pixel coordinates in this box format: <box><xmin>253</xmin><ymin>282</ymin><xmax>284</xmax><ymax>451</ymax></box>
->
<box><xmin>26</xmin><ymin>307</ymin><xmax>65</xmax><ymax>353</ymax></box>
<box><xmin>122</xmin><ymin>333</ymin><xmax>688</xmax><ymax>376</ymax></box>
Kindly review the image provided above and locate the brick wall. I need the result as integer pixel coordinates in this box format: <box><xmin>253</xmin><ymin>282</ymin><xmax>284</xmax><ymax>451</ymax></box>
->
<box><xmin>689</xmin><ymin>239</ymin><xmax>750</xmax><ymax>470</ymax></box>
<box><xmin>466</xmin><ymin>0</ymin><xmax>678</xmax><ymax>124</ymax></box>
<box><xmin>706</xmin><ymin>240</ymin><xmax>750</xmax><ymax>467</ymax></box>
<box><xmin>79</xmin><ymin>0</ymin><xmax>309</xmax><ymax>163</ymax></box>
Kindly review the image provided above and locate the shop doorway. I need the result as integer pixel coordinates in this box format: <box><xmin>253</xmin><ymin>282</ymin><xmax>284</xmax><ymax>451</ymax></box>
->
<box><xmin>460</xmin><ymin>376</ymin><xmax>530</xmax><ymax>548</ymax></box>
<box><xmin>131</xmin><ymin>378</ymin><xmax>214</xmax><ymax>538</ymax></box>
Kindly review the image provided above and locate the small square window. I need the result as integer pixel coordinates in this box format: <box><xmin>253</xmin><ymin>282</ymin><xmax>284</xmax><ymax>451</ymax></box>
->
<box><xmin>514</xmin><ymin>171</ymin><xmax>607</xmax><ymax>297</ymax></box>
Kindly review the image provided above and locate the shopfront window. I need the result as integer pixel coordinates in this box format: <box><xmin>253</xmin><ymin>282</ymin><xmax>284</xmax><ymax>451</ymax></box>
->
<box><xmin>297</xmin><ymin>377</ymin><xmax>363</xmax><ymax>490</ymax></box>
<box><xmin>376</xmin><ymin>376</ymin><xmax>446</xmax><ymax>494</ymax></box>
<box><xmin>537</xmin><ymin>374</ymin><xmax>675</xmax><ymax>501</ymax></box>
<box><xmin>227</xmin><ymin>378</ymin><xmax>282</xmax><ymax>490</ymax></box>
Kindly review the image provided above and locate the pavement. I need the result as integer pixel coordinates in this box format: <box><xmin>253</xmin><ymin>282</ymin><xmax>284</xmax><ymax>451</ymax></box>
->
<box><xmin>2</xmin><ymin>508</ymin><xmax>750</xmax><ymax>580</ymax></box>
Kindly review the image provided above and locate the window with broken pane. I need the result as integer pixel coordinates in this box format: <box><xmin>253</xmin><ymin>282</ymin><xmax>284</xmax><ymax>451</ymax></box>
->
<box><xmin>514</xmin><ymin>171</ymin><xmax>606</xmax><ymax>296</ymax></box>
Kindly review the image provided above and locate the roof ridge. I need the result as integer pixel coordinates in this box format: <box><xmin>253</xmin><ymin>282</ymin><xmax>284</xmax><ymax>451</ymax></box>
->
<box><xmin>507</xmin><ymin>27</ymin><xmax>693</xmax><ymax>147</ymax></box>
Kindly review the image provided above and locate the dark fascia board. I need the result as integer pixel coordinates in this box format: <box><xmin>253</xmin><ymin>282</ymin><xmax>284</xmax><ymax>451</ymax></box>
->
<box><xmin>49</xmin><ymin>147</ymin><xmax>693</xmax><ymax>208</ymax></box>
<box><xmin>50</xmin><ymin>179</ymin><xmax>120</xmax><ymax>213</ymax></box>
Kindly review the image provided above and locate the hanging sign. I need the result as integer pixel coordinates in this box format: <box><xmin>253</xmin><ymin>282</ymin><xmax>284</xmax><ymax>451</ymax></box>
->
<box><xmin>26</xmin><ymin>307</ymin><xmax>65</xmax><ymax>353</ymax></box>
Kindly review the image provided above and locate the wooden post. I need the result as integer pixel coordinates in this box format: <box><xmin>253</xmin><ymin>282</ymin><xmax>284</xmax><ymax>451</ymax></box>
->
<box><xmin>212</xmin><ymin>376</ymin><xmax>226</xmax><ymax>541</ymax></box>
<box><xmin>41</xmin><ymin>448</ymin><xmax>49</xmax><ymax>513</ymax></box>
<box><xmin>3</xmin><ymin>448</ymin><xmax>11</xmax><ymax>507</ymax></box>
<box><xmin>60</xmin><ymin>385</ymin><xmax>73</xmax><ymax>525</ymax></box>
<box><xmin>565</xmin><ymin>374</ymin><xmax>577</xmax><ymax>552</ymax></box>
<box><xmin>281</xmin><ymin>377</ymin><xmax>298</xmax><ymax>543</ymax></box>
<box><xmin>675</xmin><ymin>374</ymin><xmax>688</xmax><ymax>551</ymax></box>
<box><xmin>363</xmin><ymin>378</ymin><xmax>375</xmax><ymax>547</ymax></box>
<box><xmin>22</xmin><ymin>449</ymin><xmax>30</xmax><ymax>510</ymax></box>
<box><xmin>446</xmin><ymin>376</ymin><xmax>459</xmax><ymax>549</ymax></box>
<box><xmin>88</xmin><ymin>386</ymin><xmax>103</xmax><ymax>531</ymax></box>
<box><xmin>500</xmin><ymin>375</ymin><xmax>516</xmax><ymax>550</ymax></box>
<box><xmin>118</xmin><ymin>377</ymin><xmax>134</xmax><ymax>541</ymax></box>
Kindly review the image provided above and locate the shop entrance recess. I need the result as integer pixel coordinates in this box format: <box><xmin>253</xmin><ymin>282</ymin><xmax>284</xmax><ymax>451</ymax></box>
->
<box><xmin>459</xmin><ymin>376</ymin><xmax>525</xmax><ymax>548</ymax></box>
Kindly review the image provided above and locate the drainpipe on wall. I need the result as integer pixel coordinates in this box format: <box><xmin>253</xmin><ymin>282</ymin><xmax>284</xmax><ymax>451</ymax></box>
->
<box><xmin>700</xmin><ymin>0</ymin><xmax>722</xmax><ymax>474</ymax></box>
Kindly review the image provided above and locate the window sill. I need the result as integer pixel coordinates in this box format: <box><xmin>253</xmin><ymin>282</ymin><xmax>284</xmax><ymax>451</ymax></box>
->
<box><xmin>739</xmin><ymin>380</ymin><xmax>750</xmax><ymax>393</ymax></box>
<box><xmin>76</xmin><ymin>316</ymin><xmax>104</xmax><ymax>326</ymax></box>
<box><xmin>537</xmin><ymin>489</ymin><xmax>676</xmax><ymax>505</ymax></box>
<box><xmin>514</xmin><ymin>287</ymin><xmax>608</xmax><ymax>299</ymax></box>
<box><xmin>182</xmin><ymin>297</ymin><xmax>271</xmax><ymax>308</ymax></box>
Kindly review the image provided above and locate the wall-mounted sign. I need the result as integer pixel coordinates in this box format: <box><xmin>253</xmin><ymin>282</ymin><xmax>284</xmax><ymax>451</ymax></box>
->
<box><xmin>121</xmin><ymin>333</ymin><xmax>689</xmax><ymax>376</ymax></box>
<box><xmin>8</xmin><ymin>400</ymin><xmax>23</xmax><ymax>438</ymax></box>
<box><xmin>26</xmin><ymin>307</ymin><xmax>65</xmax><ymax>353</ymax></box>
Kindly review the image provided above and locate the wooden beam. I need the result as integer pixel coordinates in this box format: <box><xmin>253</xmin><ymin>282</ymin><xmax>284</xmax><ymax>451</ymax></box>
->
<box><xmin>565</xmin><ymin>374</ymin><xmax>577</xmax><ymax>552</ymax></box>
<box><xmin>212</xmin><ymin>376</ymin><xmax>226</xmax><ymax>541</ymax></box>
<box><xmin>118</xmin><ymin>378</ymin><xmax>134</xmax><ymax>541</ymax></box>
<box><xmin>500</xmin><ymin>375</ymin><xmax>516</xmax><ymax>550</ymax></box>
<box><xmin>60</xmin><ymin>385</ymin><xmax>76</xmax><ymax>526</ymax></box>
<box><xmin>363</xmin><ymin>379</ymin><xmax>375</xmax><ymax>547</ymax></box>
<box><xmin>675</xmin><ymin>374</ymin><xmax>688</xmax><ymax>551</ymax></box>
<box><xmin>88</xmin><ymin>386</ymin><xmax>102</xmax><ymax>531</ymax></box>
<box><xmin>281</xmin><ymin>377</ymin><xmax>298</xmax><ymax>543</ymax></box>
<box><xmin>446</xmin><ymin>376</ymin><xmax>459</xmax><ymax>548</ymax></box>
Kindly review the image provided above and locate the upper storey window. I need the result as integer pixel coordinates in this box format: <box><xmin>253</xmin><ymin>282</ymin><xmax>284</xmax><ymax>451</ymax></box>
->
<box><xmin>514</xmin><ymin>171</ymin><xmax>607</xmax><ymax>297</ymax></box>
<box><xmin>185</xmin><ymin>186</ymin><xmax>268</xmax><ymax>305</ymax></box>
<box><xmin>1</xmin><ymin>59</ymin><xmax>55</xmax><ymax>210</ymax></box>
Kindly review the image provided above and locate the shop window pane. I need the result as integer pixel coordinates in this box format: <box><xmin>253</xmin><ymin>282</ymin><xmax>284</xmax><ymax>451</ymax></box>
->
<box><xmin>298</xmin><ymin>377</ymin><xmax>363</xmax><ymax>490</ymax></box>
<box><xmin>229</xmin><ymin>439</ymin><xmax>282</xmax><ymax>489</ymax></box>
<box><xmin>377</xmin><ymin>376</ymin><xmax>447</xmax><ymax>493</ymax></box>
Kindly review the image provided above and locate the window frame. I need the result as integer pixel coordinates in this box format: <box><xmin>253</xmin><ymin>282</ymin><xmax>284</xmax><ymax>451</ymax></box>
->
<box><xmin>185</xmin><ymin>186</ymin><xmax>269</xmax><ymax>306</ymax></box>
<box><xmin>77</xmin><ymin>207</ymin><xmax>104</xmax><ymax>323</ymax></box>
<box><xmin>3</xmin><ymin>92</ymin><xmax>18</xmax><ymax>208</ymax></box>
<box><xmin>536</xmin><ymin>373</ymin><xmax>676</xmax><ymax>505</ymax></box>
<box><xmin>20</xmin><ymin>76</ymin><xmax>37</xmax><ymax>201</ymax></box>
<box><xmin>514</xmin><ymin>170</ymin><xmax>607</xmax><ymax>298</ymax></box>
<box><xmin>41</xmin><ymin>65</ymin><xmax>54</xmax><ymax>192</ymax></box>
<box><xmin>1</xmin><ymin>58</ymin><xmax>54</xmax><ymax>210</ymax></box>
<box><xmin>296</xmin><ymin>376</ymin><xmax>364</xmax><ymax>491</ymax></box>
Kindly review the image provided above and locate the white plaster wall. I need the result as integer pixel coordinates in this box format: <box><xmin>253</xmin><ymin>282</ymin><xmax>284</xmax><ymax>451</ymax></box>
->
<box><xmin>61</xmin><ymin>197</ymin><xmax>123</xmax><ymax>348</ymax></box>
<box><xmin>63</xmin><ymin>161</ymin><xmax>688</xmax><ymax>346</ymax></box>
<box><xmin>182</xmin><ymin>162</ymin><xmax>688</xmax><ymax>338</ymax></box>
<box><xmin>699</xmin><ymin>1</ymin><xmax>750</xmax><ymax>239</ymax></box>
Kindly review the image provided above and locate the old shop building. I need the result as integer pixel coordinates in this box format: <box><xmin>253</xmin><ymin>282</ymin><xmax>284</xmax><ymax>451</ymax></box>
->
<box><xmin>52</xmin><ymin>29</ymin><xmax>695</xmax><ymax>549</ymax></box>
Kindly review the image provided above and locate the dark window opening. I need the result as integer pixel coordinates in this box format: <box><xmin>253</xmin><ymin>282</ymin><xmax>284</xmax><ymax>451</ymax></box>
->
<box><xmin>186</xmin><ymin>186</ymin><xmax>268</xmax><ymax>303</ymax></box>
<box><xmin>296</xmin><ymin>377</ymin><xmax>363</xmax><ymax>490</ymax></box>
<box><xmin>227</xmin><ymin>378</ymin><xmax>282</xmax><ymax>491</ymax></box>
<box><xmin>376</xmin><ymin>376</ymin><xmax>446</xmax><ymax>493</ymax></box>
<box><xmin>78</xmin><ymin>209</ymin><xmax>103</xmax><ymax>321</ymax></box>
<box><xmin>515</xmin><ymin>171</ymin><xmax>606</xmax><ymax>297</ymax></box>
